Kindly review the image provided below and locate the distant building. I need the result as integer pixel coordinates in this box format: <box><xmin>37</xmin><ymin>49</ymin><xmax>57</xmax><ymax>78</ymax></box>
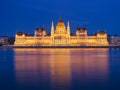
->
<box><xmin>109</xmin><ymin>36</ymin><xmax>120</xmax><ymax>44</ymax></box>
<box><xmin>8</xmin><ymin>37</ymin><xmax>15</xmax><ymax>45</ymax></box>
<box><xmin>0</xmin><ymin>36</ymin><xmax>9</xmax><ymax>45</ymax></box>
<box><xmin>14</xmin><ymin>18</ymin><xmax>108</xmax><ymax>46</ymax></box>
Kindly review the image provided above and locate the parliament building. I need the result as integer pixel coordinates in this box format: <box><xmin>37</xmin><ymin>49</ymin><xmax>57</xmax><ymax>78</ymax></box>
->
<box><xmin>14</xmin><ymin>18</ymin><xmax>108</xmax><ymax>46</ymax></box>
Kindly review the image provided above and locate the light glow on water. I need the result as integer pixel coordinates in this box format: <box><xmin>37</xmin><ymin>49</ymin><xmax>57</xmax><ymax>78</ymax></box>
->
<box><xmin>14</xmin><ymin>48</ymin><xmax>109</xmax><ymax>89</ymax></box>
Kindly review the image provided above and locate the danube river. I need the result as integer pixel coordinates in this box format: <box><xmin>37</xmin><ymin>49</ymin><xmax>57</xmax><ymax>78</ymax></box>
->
<box><xmin>0</xmin><ymin>48</ymin><xmax>120</xmax><ymax>90</ymax></box>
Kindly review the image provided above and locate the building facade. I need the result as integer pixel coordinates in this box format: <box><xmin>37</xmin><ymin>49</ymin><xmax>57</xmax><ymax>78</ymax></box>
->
<box><xmin>0</xmin><ymin>36</ymin><xmax>9</xmax><ymax>45</ymax></box>
<box><xmin>108</xmin><ymin>36</ymin><xmax>120</xmax><ymax>45</ymax></box>
<box><xmin>14</xmin><ymin>19</ymin><xmax>108</xmax><ymax>46</ymax></box>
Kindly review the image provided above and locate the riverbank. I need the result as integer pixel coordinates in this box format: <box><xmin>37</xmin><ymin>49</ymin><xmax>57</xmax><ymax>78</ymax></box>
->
<box><xmin>1</xmin><ymin>45</ymin><xmax>120</xmax><ymax>49</ymax></box>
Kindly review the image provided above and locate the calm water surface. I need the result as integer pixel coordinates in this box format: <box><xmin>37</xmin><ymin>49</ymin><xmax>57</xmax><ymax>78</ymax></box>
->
<box><xmin>0</xmin><ymin>48</ymin><xmax>120</xmax><ymax>90</ymax></box>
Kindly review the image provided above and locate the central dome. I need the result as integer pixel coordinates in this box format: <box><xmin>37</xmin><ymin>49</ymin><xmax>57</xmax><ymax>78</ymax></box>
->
<box><xmin>57</xmin><ymin>18</ymin><xmax>65</xmax><ymax>26</ymax></box>
<box><xmin>55</xmin><ymin>18</ymin><xmax>67</xmax><ymax>34</ymax></box>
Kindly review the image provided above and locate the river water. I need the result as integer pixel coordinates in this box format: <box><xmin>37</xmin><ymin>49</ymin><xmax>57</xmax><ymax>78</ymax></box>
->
<box><xmin>0</xmin><ymin>48</ymin><xmax>120</xmax><ymax>90</ymax></box>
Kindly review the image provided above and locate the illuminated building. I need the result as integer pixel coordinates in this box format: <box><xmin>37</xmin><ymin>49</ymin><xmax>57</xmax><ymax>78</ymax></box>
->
<box><xmin>14</xmin><ymin>18</ymin><xmax>108</xmax><ymax>46</ymax></box>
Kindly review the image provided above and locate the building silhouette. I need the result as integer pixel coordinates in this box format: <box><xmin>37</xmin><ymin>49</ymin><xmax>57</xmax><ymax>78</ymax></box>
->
<box><xmin>14</xmin><ymin>18</ymin><xmax>108</xmax><ymax>46</ymax></box>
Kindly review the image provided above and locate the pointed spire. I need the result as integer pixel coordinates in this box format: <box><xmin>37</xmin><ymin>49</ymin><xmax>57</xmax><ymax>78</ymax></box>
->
<box><xmin>67</xmin><ymin>21</ymin><xmax>70</xmax><ymax>35</ymax></box>
<box><xmin>59</xmin><ymin>16</ymin><xmax>63</xmax><ymax>22</ymax></box>
<box><xmin>51</xmin><ymin>21</ymin><xmax>54</xmax><ymax>35</ymax></box>
<box><xmin>52</xmin><ymin>21</ymin><xmax>54</xmax><ymax>26</ymax></box>
<box><xmin>67</xmin><ymin>21</ymin><xmax>70</xmax><ymax>30</ymax></box>
<box><xmin>67</xmin><ymin>21</ymin><xmax>70</xmax><ymax>27</ymax></box>
<box><xmin>51</xmin><ymin>21</ymin><xmax>54</xmax><ymax>30</ymax></box>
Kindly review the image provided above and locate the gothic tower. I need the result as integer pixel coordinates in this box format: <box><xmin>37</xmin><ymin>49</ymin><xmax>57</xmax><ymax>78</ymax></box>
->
<box><xmin>67</xmin><ymin>21</ymin><xmax>70</xmax><ymax>35</ymax></box>
<box><xmin>51</xmin><ymin>21</ymin><xmax>54</xmax><ymax>36</ymax></box>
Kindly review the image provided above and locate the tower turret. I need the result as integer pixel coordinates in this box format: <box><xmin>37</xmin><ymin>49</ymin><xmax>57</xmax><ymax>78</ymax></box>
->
<box><xmin>67</xmin><ymin>21</ymin><xmax>70</xmax><ymax>35</ymax></box>
<box><xmin>51</xmin><ymin>21</ymin><xmax>54</xmax><ymax>35</ymax></box>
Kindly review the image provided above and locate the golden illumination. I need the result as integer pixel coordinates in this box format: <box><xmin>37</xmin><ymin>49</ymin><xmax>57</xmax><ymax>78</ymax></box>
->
<box><xmin>57</xmin><ymin>20</ymin><xmax>65</xmax><ymax>26</ymax></box>
<box><xmin>14</xmin><ymin>48</ymin><xmax>109</xmax><ymax>87</ymax></box>
<box><xmin>14</xmin><ymin>18</ymin><xmax>108</xmax><ymax>46</ymax></box>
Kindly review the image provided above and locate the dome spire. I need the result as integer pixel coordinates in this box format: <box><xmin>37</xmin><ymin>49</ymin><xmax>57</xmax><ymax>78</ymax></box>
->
<box><xmin>57</xmin><ymin>17</ymin><xmax>65</xmax><ymax>26</ymax></box>
<box><xmin>59</xmin><ymin>16</ymin><xmax>63</xmax><ymax>22</ymax></box>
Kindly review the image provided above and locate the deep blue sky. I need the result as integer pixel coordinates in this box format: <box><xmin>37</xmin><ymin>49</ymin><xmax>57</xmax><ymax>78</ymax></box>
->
<box><xmin>0</xmin><ymin>0</ymin><xmax>120</xmax><ymax>36</ymax></box>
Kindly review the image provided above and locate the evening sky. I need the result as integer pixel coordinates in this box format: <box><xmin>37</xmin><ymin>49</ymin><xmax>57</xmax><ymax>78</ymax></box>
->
<box><xmin>0</xmin><ymin>0</ymin><xmax>120</xmax><ymax>36</ymax></box>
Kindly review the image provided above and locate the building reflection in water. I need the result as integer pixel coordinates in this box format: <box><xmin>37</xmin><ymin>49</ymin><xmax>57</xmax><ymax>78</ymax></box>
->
<box><xmin>14</xmin><ymin>48</ymin><xmax>109</xmax><ymax>89</ymax></box>
<box><xmin>49</xmin><ymin>49</ymin><xmax>71</xmax><ymax>90</ymax></box>
<box><xmin>70</xmin><ymin>49</ymin><xmax>109</xmax><ymax>84</ymax></box>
